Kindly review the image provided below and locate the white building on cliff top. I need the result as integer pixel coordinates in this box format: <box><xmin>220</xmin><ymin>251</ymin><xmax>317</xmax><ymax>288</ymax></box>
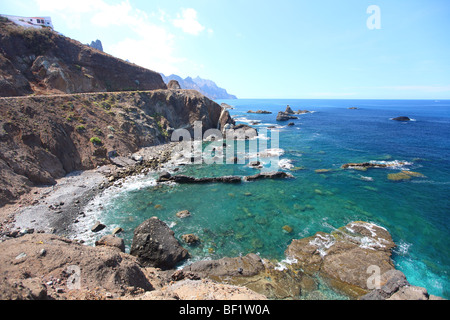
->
<box><xmin>1</xmin><ymin>14</ymin><xmax>53</xmax><ymax>30</ymax></box>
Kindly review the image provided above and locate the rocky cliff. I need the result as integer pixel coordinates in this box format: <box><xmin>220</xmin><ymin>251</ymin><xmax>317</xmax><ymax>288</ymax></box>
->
<box><xmin>0</xmin><ymin>89</ymin><xmax>234</xmax><ymax>207</ymax></box>
<box><xmin>0</xmin><ymin>19</ymin><xmax>166</xmax><ymax>97</ymax></box>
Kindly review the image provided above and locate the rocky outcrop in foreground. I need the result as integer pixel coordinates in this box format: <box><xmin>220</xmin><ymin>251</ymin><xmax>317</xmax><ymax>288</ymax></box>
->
<box><xmin>0</xmin><ymin>219</ymin><xmax>441</xmax><ymax>300</ymax></box>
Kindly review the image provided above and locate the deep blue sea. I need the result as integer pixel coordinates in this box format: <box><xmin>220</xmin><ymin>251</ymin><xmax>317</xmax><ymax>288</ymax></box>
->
<box><xmin>79</xmin><ymin>99</ymin><xmax>450</xmax><ymax>299</ymax></box>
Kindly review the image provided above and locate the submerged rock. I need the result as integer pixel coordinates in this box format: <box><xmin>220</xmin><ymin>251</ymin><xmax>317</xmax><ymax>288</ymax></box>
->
<box><xmin>387</xmin><ymin>172</ymin><xmax>412</xmax><ymax>181</ymax></box>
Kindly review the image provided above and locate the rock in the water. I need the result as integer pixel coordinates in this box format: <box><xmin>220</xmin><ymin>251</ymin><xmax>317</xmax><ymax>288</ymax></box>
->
<box><xmin>130</xmin><ymin>217</ymin><xmax>189</xmax><ymax>270</ymax></box>
<box><xmin>112</xmin><ymin>227</ymin><xmax>123</xmax><ymax>235</ymax></box>
<box><xmin>181</xmin><ymin>234</ymin><xmax>200</xmax><ymax>245</ymax></box>
<box><xmin>295</xmin><ymin>110</ymin><xmax>311</xmax><ymax>114</ymax></box>
<box><xmin>247</xmin><ymin>110</ymin><xmax>272</xmax><ymax>114</ymax></box>
<box><xmin>285</xmin><ymin>221</ymin><xmax>396</xmax><ymax>298</ymax></box>
<box><xmin>276</xmin><ymin>111</ymin><xmax>298</xmax><ymax>122</ymax></box>
<box><xmin>392</xmin><ymin>116</ymin><xmax>411</xmax><ymax>121</ymax></box>
<box><xmin>91</xmin><ymin>221</ymin><xmax>106</xmax><ymax>233</ymax></box>
<box><xmin>285</xmin><ymin>105</ymin><xmax>295</xmax><ymax>114</ymax></box>
<box><xmin>176</xmin><ymin>210</ymin><xmax>191</xmax><ymax>218</ymax></box>
<box><xmin>244</xmin><ymin>171</ymin><xmax>293</xmax><ymax>181</ymax></box>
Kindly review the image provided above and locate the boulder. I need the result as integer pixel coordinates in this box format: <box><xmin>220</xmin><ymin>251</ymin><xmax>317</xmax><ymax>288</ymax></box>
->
<box><xmin>91</xmin><ymin>221</ymin><xmax>106</xmax><ymax>233</ymax></box>
<box><xmin>95</xmin><ymin>235</ymin><xmax>125</xmax><ymax>252</ymax></box>
<box><xmin>167</xmin><ymin>79</ymin><xmax>181</xmax><ymax>89</ymax></box>
<box><xmin>130</xmin><ymin>217</ymin><xmax>189</xmax><ymax>270</ymax></box>
<box><xmin>181</xmin><ymin>234</ymin><xmax>200</xmax><ymax>245</ymax></box>
<box><xmin>176</xmin><ymin>210</ymin><xmax>191</xmax><ymax>218</ymax></box>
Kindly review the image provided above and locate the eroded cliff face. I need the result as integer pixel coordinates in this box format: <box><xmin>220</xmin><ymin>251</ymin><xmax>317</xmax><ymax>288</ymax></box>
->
<box><xmin>0</xmin><ymin>89</ymin><xmax>234</xmax><ymax>207</ymax></box>
<box><xmin>0</xmin><ymin>19</ymin><xmax>167</xmax><ymax>97</ymax></box>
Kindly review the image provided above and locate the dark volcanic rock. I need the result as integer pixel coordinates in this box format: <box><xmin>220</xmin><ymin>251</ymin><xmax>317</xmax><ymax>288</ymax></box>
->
<box><xmin>243</xmin><ymin>171</ymin><xmax>293</xmax><ymax>181</ymax></box>
<box><xmin>392</xmin><ymin>116</ymin><xmax>411</xmax><ymax>121</ymax></box>
<box><xmin>158</xmin><ymin>173</ymin><xmax>242</xmax><ymax>184</ymax></box>
<box><xmin>130</xmin><ymin>217</ymin><xmax>189</xmax><ymax>270</ymax></box>
<box><xmin>276</xmin><ymin>112</ymin><xmax>298</xmax><ymax>122</ymax></box>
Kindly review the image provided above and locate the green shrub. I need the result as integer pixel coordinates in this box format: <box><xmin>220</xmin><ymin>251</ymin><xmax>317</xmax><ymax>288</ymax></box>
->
<box><xmin>90</xmin><ymin>137</ymin><xmax>102</xmax><ymax>146</ymax></box>
<box><xmin>76</xmin><ymin>125</ymin><xmax>86</xmax><ymax>132</ymax></box>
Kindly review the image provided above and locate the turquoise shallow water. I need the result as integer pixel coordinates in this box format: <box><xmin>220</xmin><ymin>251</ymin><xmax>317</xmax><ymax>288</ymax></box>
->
<box><xmin>91</xmin><ymin>99</ymin><xmax>449</xmax><ymax>299</ymax></box>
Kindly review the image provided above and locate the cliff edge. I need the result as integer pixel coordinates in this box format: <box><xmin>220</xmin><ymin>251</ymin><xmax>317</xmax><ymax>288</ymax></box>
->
<box><xmin>0</xmin><ymin>18</ymin><xmax>166</xmax><ymax>97</ymax></box>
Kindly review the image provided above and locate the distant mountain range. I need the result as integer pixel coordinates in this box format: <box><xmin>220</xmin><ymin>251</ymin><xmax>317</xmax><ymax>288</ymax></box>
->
<box><xmin>160</xmin><ymin>74</ymin><xmax>237</xmax><ymax>100</ymax></box>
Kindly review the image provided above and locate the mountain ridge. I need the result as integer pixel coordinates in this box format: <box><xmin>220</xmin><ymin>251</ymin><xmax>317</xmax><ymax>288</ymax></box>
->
<box><xmin>161</xmin><ymin>73</ymin><xmax>237</xmax><ymax>100</ymax></box>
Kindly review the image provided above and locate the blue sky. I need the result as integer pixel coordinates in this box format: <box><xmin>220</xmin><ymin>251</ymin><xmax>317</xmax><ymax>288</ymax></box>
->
<box><xmin>1</xmin><ymin>0</ymin><xmax>449</xmax><ymax>99</ymax></box>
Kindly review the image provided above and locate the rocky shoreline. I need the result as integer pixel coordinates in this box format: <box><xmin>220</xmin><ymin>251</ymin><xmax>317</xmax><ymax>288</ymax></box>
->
<box><xmin>0</xmin><ymin>141</ymin><xmax>445</xmax><ymax>300</ymax></box>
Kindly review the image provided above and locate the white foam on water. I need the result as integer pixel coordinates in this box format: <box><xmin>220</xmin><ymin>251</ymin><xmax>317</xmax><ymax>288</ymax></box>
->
<box><xmin>394</xmin><ymin>240</ymin><xmax>412</xmax><ymax>256</ymax></box>
<box><xmin>278</xmin><ymin>158</ymin><xmax>294</xmax><ymax>170</ymax></box>
<box><xmin>69</xmin><ymin>173</ymin><xmax>162</xmax><ymax>245</ymax></box>
<box><xmin>309</xmin><ymin>234</ymin><xmax>336</xmax><ymax>257</ymax></box>
<box><xmin>369</xmin><ymin>160</ymin><xmax>413</xmax><ymax>170</ymax></box>
<box><xmin>274</xmin><ymin>257</ymin><xmax>298</xmax><ymax>271</ymax></box>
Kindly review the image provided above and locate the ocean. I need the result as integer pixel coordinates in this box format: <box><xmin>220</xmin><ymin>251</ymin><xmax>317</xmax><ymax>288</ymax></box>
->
<box><xmin>77</xmin><ymin>99</ymin><xmax>450</xmax><ymax>299</ymax></box>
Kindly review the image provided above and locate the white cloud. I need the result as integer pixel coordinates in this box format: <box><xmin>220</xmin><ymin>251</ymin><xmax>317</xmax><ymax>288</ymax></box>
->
<box><xmin>172</xmin><ymin>8</ymin><xmax>206</xmax><ymax>35</ymax></box>
<box><xmin>34</xmin><ymin>0</ymin><xmax>186</xmax><ymax>75</ymax></box>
